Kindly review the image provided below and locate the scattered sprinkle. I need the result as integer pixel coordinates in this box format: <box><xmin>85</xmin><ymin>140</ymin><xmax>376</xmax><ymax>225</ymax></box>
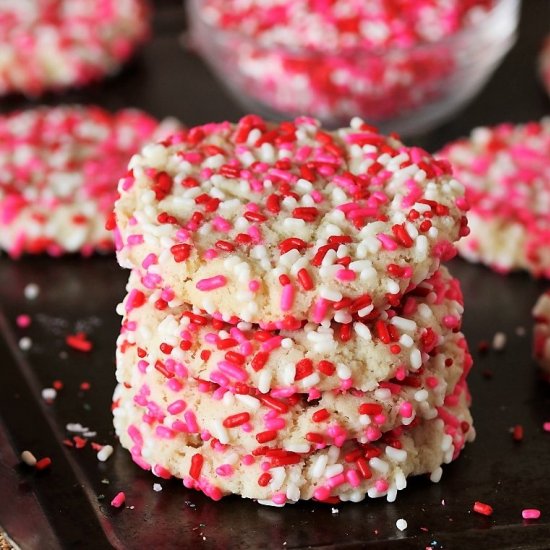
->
<box><xmin>396</xmin><ymin>518</ymin><xmax>408</xmax><ymax>531</ymax></box>
<box><xmin>35</xmin><ymin>457</ymin><xmax>52</xmax><ymax>471</ymax></box>
<box><xmin>24</xmin><ymin>283</ymin><xmax>40</xmax><ymax>300</ymax></box>
<box><xmin>20</xmin><ymin>450</ymin><xmax>37</xmax><ymax>467</ymax></box>
<box><xmin>492</xmin><ymin>331</ymin><xmax>506</xmax><ymax>351</ymax></box>
<box><xmin>111</xmin><ymin>491</ymin><xmax>126</xmax><ymax>508</ymax></box>
<box><xmin>41</xmin><ymin>388</ymin><xmax>57</xmax><ymax>401</ymax></box>
<box><xmin>97</xmin><ymin>445</ymin><xmax>114</xmax><ymax>462</ymax></box>
<box><xmin>16</xmin><ymin>314</ymin><xmax>31</xmax><ymax>328</ymax></box>
<box><xmin>522</xmin><ymin>509</ymin><xmax>541</xmax><ymax>520</ymax></box>
<box><xmin>153</xmin><ymin>483</ymin><xmax>163</xmax><ymax>492</ymax></box>
<box><xmin>473</xmin><ymin>501</ymin><xmax>493</xmax><ymax>516</ymax></box>
<box><xmin>18</xmin><ymin>337</ymin><xmax>32</xmax><ymax>350</ymax></box>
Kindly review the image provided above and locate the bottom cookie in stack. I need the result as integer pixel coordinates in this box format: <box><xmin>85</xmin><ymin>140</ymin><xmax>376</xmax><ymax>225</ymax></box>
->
<box><xmin>113</xmin><ymin>267</ymin><xmax>475</xmax><ymax>505</ymax></box>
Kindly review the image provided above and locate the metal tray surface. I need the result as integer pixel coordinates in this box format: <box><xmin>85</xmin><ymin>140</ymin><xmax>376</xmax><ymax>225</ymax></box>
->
<box><xmin>1</xmin><ymin>1</ymin><xmax>550</xmax><ymax>549</ymax></box>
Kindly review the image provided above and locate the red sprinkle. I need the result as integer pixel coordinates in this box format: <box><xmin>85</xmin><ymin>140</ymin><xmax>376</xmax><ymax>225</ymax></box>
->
<box><xmin>111</xmin><ymin>491</ymin><xmax>126</xmax><ymax>508</ymax></box>
<box><xmin>189</xmin><ymin>453</ymin><xmax>204</xmax><ymax>479</ymax></box>
<box><xmin>66</xmin><ymin>333</ymin><xmax>92</xmax><ymax>352</ymax></box>
<box><xmin>473</xmin><ymin>501</ymin><xmax>493</xmax><ymax>516</ymax></box>
<box><xmin>35</xmin><ymin>457</ymin><xmax>52</xmax><ymax>470</ymax></box>
<box><xmin>223</xmin><ymin>412</ymin><xmax>250</xmax><ymax>428</ymax></box>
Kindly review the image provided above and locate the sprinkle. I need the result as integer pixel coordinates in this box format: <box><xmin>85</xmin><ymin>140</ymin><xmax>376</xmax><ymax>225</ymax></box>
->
<box><xmin>111</xmin><ymin>491</ymin><xmax>126</xmax><ymax>508</ymax></box>
<box><xmin>24</xmin><ymin>284</ymin><xmax>40</xmax><ymax>300</ymax></box>
<box><xmin>16</xmin><ymin>314</ymin><xmax>31</xmax><ymax>328</ymax></box>
<box><xmin>396</xmin><ymin>519</ymin><xmax>408</xmax><ymax>531</ymax></box>
<box><xmin>41</xmin><ymin>388</ymin><xmax>57</xmax><ymax>401</ymax></box>
<box><xmin>97</xmin><ymin>445</ymin><xmax>114</xmax><ymax>462</ymax></box>
<box><xmin>35</xmin><ymin>457</ymin><xmax>52</xmax><ymax>471</ymax></box>
<box><xmin>66</xmin><ymin>333</ymin><xmax>92</xmax><ymax>352</ymax></box>
<box><xmin>153</xmin><ymin>483</ymin><xmax>163</xmax><ymax>492</ymax></box>
<box><xmin>473</xmin><ymin>501</ymin><xmax>493</xmax><ymax>516</ymax></box>
<box><xmin>21</xmin><ymin>450</ymin><xmax>37</xmax><ymax>466</ymax></box>
<box><xmin>196</xmin><ymin>275</ymin><xmax>228</xmax><ymax>291</ymax></box>
<box><xmin>492</xmin><ymin>332</ymin><xmax>506</xmax><ymax>351</ymax></box>
<box><xmin>522</xmin><ymin>509</ymin><xmax>541</xmax><ymax>520</ymax></box>
<box><xmin>19</xmin><ymin>337</ymin><xmax>32</xmax><ymax>350</ymax></box>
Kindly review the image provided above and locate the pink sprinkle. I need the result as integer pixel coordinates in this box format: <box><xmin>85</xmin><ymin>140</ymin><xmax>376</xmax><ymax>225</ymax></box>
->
<box><xmin>127</xmin><ymin>234</ymin><xmax>144</xmax><ymax>246</ymax></box>
<box><xmin>184</xmin><ymin>411</ymin><xmax>199</xmax><ymax>433</ymax></box>
<box><xmin>377</xmin><ymin>233</ymin><xmax>398</xmax><ymax>251</ymax></box>
<box><xmin>543</xmin><ymin>422</ymin><xmax>550</xmax><ymax>432</ymax></box>
<box><xmin>280</xmin><ymin>284</ymin><xmax>295</xmax><ymax>312</ymax></box>
<box><xmin>249</xmin><ymin>280</ymin><xmax>260</xmax><ymax>292</ymax></box>
<box><xmin>167</xmin><ymin>400</ymin><xmax>187</xmax><ymax>414</ymax></box>
<box><xmin>327</xmin><ymin>473</ymin><xmax>346</xmax><ymax>488</ymax></box>
<box><xmin>204</xmin><ymin>249</ymin><xmax>218</xmax><ymax>260</ymax></box>
<box><xmin>265</xmin><ymin>417</ymin><xmax>285</xmax><ymax>430</ymax></box>
<box><xmin>218</xmin><ymin>360</ymin><xmax>249</xmax><ymax>381</ymax></box>
<box><xmin>346</xmin><ymin>469</ymin><xmax>361</xmax><ymax>488</ymax></box>
<box><xmin>375</xmin><ymin>479</ymin><xmax>389</xmax><ymax>492</ymax></box>
<box><xmin>261</xmin><ymin>336</ymin><xmax>283</xmax><ymax>352</ymax></box>
<box><xmin>142</xmin><ymin>253</ymin><xmax>158</xmax><ymax>269</ymax></box>
<box><xmin>272</xmin><ymin>493</ymin><xmax>287</xmax><ymax>505</ymax></box>
<box><xmin>312</xmin><ymin>298</ymin><xmax>328</xmax><ymax>323</ymax></box>
<box><xmin>111</xmin><ymin>491</ymin><xmax>126</xmax><ymax>508</ymax></box>
<box><xmin>336</xmin><ymin>269</ymin><xmax>356</xmax><ymax>282</ymax></box>
<box><xmin>522</xmin><ymin>509</ymin><xmax>541</xmax><ymax>520</ymax></box>
<box><xmin>400</xmin><ymin>402</ymin><xmax>413</xmax><ymax>418</ymax></box>
<box><xmin>314</xmin><ymin>486</ymin><xmax>330</xmax><ymax>501</ymax></box>
<box><xmin>216</xmin><ymin>464</ymin><xmax>234</xmax><ymax>477</ymax></box>
<box><xmin>16</xmin><ymin>314</ymin><xmax>31</xmax><ymax>328</ymax></box>
<box><xmin>242</xmin><ymin>454</ymin><xmax>254</xmax><ymax>466</ymax></box>
<box><xmin>196</xmin><ymin>275</ymin><xmax>227</xmax><ymax>291</ymax></box>
<box><xmin>443</xmin><ymin>315</ymin><xmax>460</xmax><ymax>329</ymax></box>
<box><xmin>167</xmin><ymin>378</ymin><xmax>183</xmax><ymax>392</ymax></box>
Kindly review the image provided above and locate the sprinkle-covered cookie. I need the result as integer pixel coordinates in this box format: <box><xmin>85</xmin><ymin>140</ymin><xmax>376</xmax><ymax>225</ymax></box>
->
<box><xmin>117</xmin><ymin>267</ymin><xmax>468</xmax><ymax>393</ymax></box>
<box><xmin>114</xmin><ymin>115</ymin><xmax>468</xmax><ymax>324</ymax></box>
<box><xmin>0</xmin><ymin>106</ymin><xmax>181</xmax><ymax>257</ymax></box>
<box><xmin>113</xmin><ymin>379</ymin><xmax>474</xmax><ymax>504</ymax></box>
<box><xmin>438</xmin><ymin>119</ymin><xmax>550</xmax><ymax>277</ymax></box>
<box><xmin>533</xmin><ymin>290</ymin><xmax>550</xmax><ymax>377</ymax></box>
<box><xmin>0</xmin><ymin>0</ymin><xmax>149</xmax><ymax>96</ymax></box>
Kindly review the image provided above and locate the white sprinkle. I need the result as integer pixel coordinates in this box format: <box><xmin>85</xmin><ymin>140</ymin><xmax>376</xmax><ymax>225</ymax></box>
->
<box><xmin>390</xmin><ymin>316</ymin><xmax>417</xmax><ymax>332</ymax></box>
<box><xmin>385</xmin><ymin>446</ymin><xmax>408</xmax><ymax>462</ymax></box>
<box><xmin>97</xmin><ymin>445</ymin><xmax>114</xmax><ymax>462</ymax></box>
<box><xmin>41</xmin><ymin>388</ymin><xmax>57</xmax><ymax>401</ymax></box>
<box><xmin>410</xmin><ymin>348</ymin><xmax>422</xmax><ymax>369</ymax></box>
<box><xmin>492</xmin><ymin>331</ymin><xmax>506</xmax><ymax>351</ymax></box>
<box><xmin>21</xmin><ymin>450</ymin><xmax>37</xmax><ymax>466</ymax></box>
<box><xmin>353</xmin><ymin>322</ymin><xmax>372</xmax><ymax>341</ymax></box>
<box><xmin>24</xmin><ymin>283</ymin><xmax>40</xmax><ymax>300</ymax></box>
<box><xmin>430</xmin><ymin>466</ymin><xmax>443</xmax><ymax>483</ymax></box>
<box><xmin>414</xmin><ymin>389</ymin><xmax>429</xmax><ymax>402</ymax></box>
<box><xmin>66</xmin><ymin>422</ymin><xmax>88</xmax><ymax>433</ymax></box>
<box><xmin>396</xmin><ymin>518</ymin><xmax>408</xmax><ymax>531</ymax></box>
<box><xmin>331</xmin><ymin>507</ymin><xmax>339</xmax><ymax>515</ymax></box>
<box><xmin>19</xmin><ymin>337</ymin><xmax>32</xmax><ymax>350</ymax></box>
<box><xmin>153</xmin><ymin>483</ymin><xmax>163</xmax><ymax>492</ymax></box>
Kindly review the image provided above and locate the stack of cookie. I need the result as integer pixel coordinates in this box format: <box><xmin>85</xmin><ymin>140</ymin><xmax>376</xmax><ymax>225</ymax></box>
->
<box><xmin>112</xmin><ymin>115</ymin><xmax>475</xmax><ymax>505</ymax></box>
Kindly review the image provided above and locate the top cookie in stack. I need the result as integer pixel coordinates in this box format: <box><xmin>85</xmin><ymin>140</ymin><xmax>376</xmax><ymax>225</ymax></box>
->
<box><xmin>112</xmin><ymin>115</ymin><xmax>474</xmax><ymax>505</ymax></box>
<box><xmin>114</xmin><ymin>115</ymin><xmax>469</xmax><ymax>326</ymax></box>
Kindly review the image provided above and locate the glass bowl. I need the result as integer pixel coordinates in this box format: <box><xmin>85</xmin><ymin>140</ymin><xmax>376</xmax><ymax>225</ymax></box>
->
<box><xmin>188</xmin><ymin>0</ymin><xmax>520</xmax><ymax>136</ymax></box>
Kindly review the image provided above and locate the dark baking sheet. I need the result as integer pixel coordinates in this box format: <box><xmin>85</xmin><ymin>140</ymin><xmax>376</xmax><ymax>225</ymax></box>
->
<box><xmin>1</xmin><ymin>1</ymin><xmax>550</xmax><ymax>549</ymax></box>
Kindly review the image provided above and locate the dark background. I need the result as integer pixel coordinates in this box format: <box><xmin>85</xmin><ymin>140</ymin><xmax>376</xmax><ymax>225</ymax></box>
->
<box><xmin>0</xmin><ymin>1</ymin><xmax>550</xmax><ymax>549</ymax></box>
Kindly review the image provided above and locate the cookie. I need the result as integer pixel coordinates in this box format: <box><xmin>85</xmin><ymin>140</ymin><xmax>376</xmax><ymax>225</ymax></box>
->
<box><xmin>114</xmin><ymin>115</ymin><xmax>469</xmax><ymax>324</ymax></box>
<box><xmin>539</xmin><ymin>36</ymin><xmax>550</xmax><ymax>97</ymax></box>
<box><xmin>0</xmin><ymin>106</ymin><xmax>181</xmax><ymax>257</ymax></box>
<box><xmin>117</xmin><ymin>266</ymin><xmax>468</xmax><ymax>393</ymax></box>
<box><xmin>113</xmin><ymin>379</ymin><xmax>474</xmax><ymax>504</ymax></box>
<box><xmin>533</xmin><ymin>290</ymin><xmax>550</xmax><ymax>377</ymax></box>
<box><xmin>0</xmin><ymin>0</ymin><xmax>149</xmax><ymax>96</ymax></box>
<box><xmin>438</xmin><ymin>120</ymin><xmax>550</xmax><ymax>276</ymax></box>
